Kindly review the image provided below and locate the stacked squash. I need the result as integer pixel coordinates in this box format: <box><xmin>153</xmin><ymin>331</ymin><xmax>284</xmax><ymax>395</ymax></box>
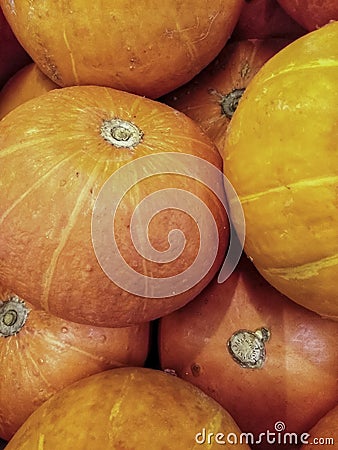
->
<box><xmin>0</xmin><ymin>1</ymin><xmax>337</xmax><ymax>449</ymax></box>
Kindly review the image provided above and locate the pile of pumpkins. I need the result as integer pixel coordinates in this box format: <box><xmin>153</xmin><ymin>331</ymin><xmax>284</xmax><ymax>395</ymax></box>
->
<box><xmin>0</xmin><ymin>1</ymin><xmax>337</xmax><ymax>449</ymax></box>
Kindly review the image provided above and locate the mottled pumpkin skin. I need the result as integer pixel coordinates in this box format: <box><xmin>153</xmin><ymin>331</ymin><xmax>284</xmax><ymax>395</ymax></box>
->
<box><xmin>232</xmin><ymin>0</ymin><xmax>306</xmax><ymax>40</ymax></box>
<box><xmin>0</xmin><ymin>0</ymin><xmax>244</xmax><ymax>98</ymax></box>
<box><xmin>222</xmin><ymin>22</ymin><xmax>338</xmax><ymax>319</ymax></box>
<box><xmin>0</xmin><ymin>63</ymin><xmax>58</xmax><ymax>119</ymax></box>
<box><xmin>5</xmin><ymin>367</ymin><xmax>250</xmax><ymax>450</ymax></box>
<box><xmin>0</xmin><ymin>287</ymin><xmax>149</xmax><ymax>441</ymax></box>
<box><xmin>0</xmin><ymin>86</ymin><xmax>229</xmax><ymax>328</ymax></box>
<box><xmin>0</xmin><ymin>8</ymin><xmax>31</xmax><ymax>88</ymax></box>
<box><xmin>159</xmin><ymin>257</ymin><xmax>338</xmax><ymax>450</ymax></box>
<box><xmin>300</xmin><ymin>404</ymin><xmax>338</xmax><ymax>449</ymax></box>
<box><xmin>277</xmin><ymin>0</ymin><xmax>338</xmax><ymax>31</ymax></box>
<box><xmin>162</xmin><ymin>38</ymin><xmax>291</xmax><ymax>153</ymax></box>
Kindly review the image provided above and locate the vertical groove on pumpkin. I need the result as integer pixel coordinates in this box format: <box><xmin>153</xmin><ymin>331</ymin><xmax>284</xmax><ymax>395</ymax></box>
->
<box><xmin>0</xmin><ymin>150</ymin><xmax>84</xmax><ymax>225</ymax></box>
<box><xmin>40</xmin><ymin>159</ymin><xmax>105</xmax><ymax>312</ymax></box>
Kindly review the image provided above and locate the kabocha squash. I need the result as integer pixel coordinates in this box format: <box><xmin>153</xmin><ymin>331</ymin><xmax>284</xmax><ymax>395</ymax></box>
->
<box><xmin>0</xmin><ymin>85</ymin><xmax>229</xmax><ymax>328</ymax></box>
<box><xmin>232</xmin><ymin>0</ymin><xmax>305</xmax><ymax>40</ymax></box>
<box><xmin>0</xmin><ymin>8</ymin><xmax>31</xmax><ymax>88</ymax></box>
<box><xmin>300</xmin><ymin>405</ymin><xmax>338</xmax><ymax>449</ymax></box>
<box><xmin>159</xmin><ymin>256</ymin><xmax>338</xmax><ymax>450</ymax></box>
<box><xmin>0</xmin><ymin>63</ymin><xmax>58</xmax><ymax>119</ymax></box>
<box><xmin>277</xmin><ymin>0</ymin><xmax>338</xmax><ymax>31</ymax></box>
<box><xmin>6</xmin><ymin>367</ymin><xmax>251</xmax><ymax>450</ymax></box>
<box><xmin>0</xmin><ymin>0</ymin><xmax>245</xmax><ymax>98</ymax></box>
<box><xmin>162</xmin><ymin>38</ymin><xmax>291</xmax><ymax>153</ymax></box>
<box><xmin>222</xmin><ymin>21</ymin><xmax>338</xmax><ymax>319</ymax></box>
<box><xmin>0</xmin><ymin>287</ymin><xmax>149</xmax><ymax>441</ymax></box>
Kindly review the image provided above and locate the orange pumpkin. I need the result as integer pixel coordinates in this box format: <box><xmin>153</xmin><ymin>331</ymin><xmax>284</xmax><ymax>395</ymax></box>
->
<box><xmin>222</xmin><ymin>21</ymin><xmax>338</xmax><ymax>319</ymax></box>
<box><xmin>0</xmin><ymin>0</ymin><xmax>245</xmax><ymax>98</ymax></box>
<box><xmin>300</xmin><ymin>404</ymin><xmax>338</xmax><ymax>449</ymax></box>
<box><xmin>277</xmin><ymin>0</ymin><xmax>338</xmax><ymax>31</ymax></box>
<box><xmin>0</xmin><ymin>63</ymin><xmax>58</xmax><ymax>119</ymax></box>
<box><xmin>5</xmin><ymin>367</ymin><xmax>251</xmax><ymax>449</ymax></box>
<box><xmin>0</xmin><ymin>85</ymin><xmax>229</xmax><ymax>328</ymax></box>
<box><xmin>232</xmin><ymin>0</ymin><xmax>306</xmax><ymax>40</ymax></box>
<box><xmin>159</xmin><ymin>256</ymin><xmax>338</xmax><ymax>450</ymax></box>
<box><xmin>0</xmin><ymin>8</ymin><xmax>31</xmax><ymax>88</ymax></box>
<box><xmin>162</xmin><ymin>38</ymin><xmax>291</xmax><ymax>153</ymax></box>
<box><xmin>0</xmin><ymin>287</ymin><xmax>149</xmax><ymax>440</ymax></box>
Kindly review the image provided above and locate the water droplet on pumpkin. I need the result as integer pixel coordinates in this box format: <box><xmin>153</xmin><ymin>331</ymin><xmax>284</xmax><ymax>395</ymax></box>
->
<box><xmin>33</xmin><ymin>397</ymin><xmax>43</xmax><ymax>407</ymax></box>
<box><xmin>98</xmin><ymin>334</ymin><xmax>107</xmax><ymax>343</ymax></box>
<box><xmin>31</xmin><ymin>367</ymin><xmax>40</xmax><ymax>377</ymax></box>
<box><xmin>61</xmin><ymin>327</ymin><xmax>68</xmax><ymax>333</ymax></box>
<box><xmin>37</xmin><ymin>358</ymin><xmax>44</xmax><ymax>364</ymax></box>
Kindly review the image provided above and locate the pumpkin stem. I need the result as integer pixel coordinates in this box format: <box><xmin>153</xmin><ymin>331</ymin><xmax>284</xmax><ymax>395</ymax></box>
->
<box><xmin>220</xmin><ymin>88</ymin><xmax>245</xmax><ymax>119</ymax></box>
<box><xmin>101</xmin><ymin>118</ymin><xmax>143</xmax><ymax>149</ymax></box>
<box><xmin>0</xmin><ymin>295</ymin><xmax>29</xmax><ymax>337</ymax></box>
<box><xmin>227</xmin><ymin>327</ymin><xmax>270</xmax><ymax>369</ymax></box>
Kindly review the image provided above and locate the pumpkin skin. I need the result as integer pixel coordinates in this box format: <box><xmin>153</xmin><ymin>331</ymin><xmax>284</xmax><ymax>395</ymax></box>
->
<box><xmin>0</xmin><ymin>288</ymin><xmax>150</xmax><ymax>441</ymax></box>
<box><xmin>0</xmin><ymin>85</ymin><xmax>229</xmax><ymax>328</ymax></box>
<box><xmin>0</xmin><ymin>0</ymin><xmax>245</xmax><ymax>99</ymax></box>
<box><xmin>162</xmin><ymin>38</ymin><xmax>291</xmax><ymax>153</ymax></box>
<box><xmin>0</xmin><ymin>63</ymin><xmax>58</xmax><ymax>119</ymax></box>
<box><xmin>159</xmin><ymin>256</ymin><xmax>338</xmax><ymax>450</ymax></box>
<box><xmin>0</xmin><ymin>8</ymin><xmax>31</xmax><ymax>88</ymax></box>
<box><xmin>221</xmin><ymin>21</ymin><xmax>338</xmax><ymax>319</ymax></box>
<box><xmin>5</xmin><ymin>367</ymin><xmax>251</xmax><ymax>450</ymax></box>
<box><xmin>300</xmin><ymin>404</ymin><xmax>338</xmax><ymax>449</ymax></box>
<box><xmin>277</xmin><ymin>0</ymin><xmax>338</xmax><ymax>31</ymax></box>
<box><xmin>232</xmin><ymin>0</ymin><xmax>306</xmax><ymax>40</ymax></box>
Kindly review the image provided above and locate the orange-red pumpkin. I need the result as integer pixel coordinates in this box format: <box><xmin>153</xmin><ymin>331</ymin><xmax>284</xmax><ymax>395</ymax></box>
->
<box><xmin>232</xmin><ymin>0</ymin><xmax>306</xmax><ymax>40</ymax></box>
<box><xmin>0</xmin><ymin>8</ymin><xmax>31</xmax><ymax>88</ymax></box>
<box><xmin>0</xmin><ymin>63</ymin><xmax>58</xmax><ymax>119</ymax></box>
<box><xmin>300</xmin><ymin>404</ymin><xmax>338</xmax><ymax>449</ymax></box>
<box><xmin>277</xmin><ymin>0</ymin><xmax>338</xmax><ymax>31</ymax></box>
<box><xmin>0</xmin><ymin>85</ymin><xmax>229</xmax><ymax>328</ymax></box>
<box><xmin>0</xmin><ymin>0</ymin><xmax>245</xmax><ymax>98</ymax></box>
<box><xmin>0</xmin><ymin>287</ymin><xmax>149</xmax><ymax>440</ymax></box>
<box><xmin>5</xmin><ymin>367</ymin><xmax>251</xmax><ymax>449</ymax></box>
<box><xmin>159</xmin><ymin>256</ymin><xmax>338</xmax><ymax>450</ymax></box>
<box><xmin>162</xmin><ymin>38</ymin><xmax>291</xmax><ymax>153</ymax></box>
<box><xmin>222</xmin><ymin>21</ymin><xmax>338</xmax><ymax>319</ymax></box>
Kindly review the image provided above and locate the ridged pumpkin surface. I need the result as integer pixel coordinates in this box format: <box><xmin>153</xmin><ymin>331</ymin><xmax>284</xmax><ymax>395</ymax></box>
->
<box><xmin>0</xmin><ymin>0</ymin><xmax>244</xmax><ymax>98</ymax></box>
<box><xmin>5</xmin><ymin>367</ymin><xmax>250</xmax><ymax>450</ymax></box>
<box><xmin>222</xmin><ymin>22</ymin><xmax>338</xmax><ymax>319</ymax></box>
<box><xmin>0</xmin><ymin>85</ymin><xmax>229</xmax><ymax>327</ymax></box>
<box><xmin>0</xmin><ymin>287</ymin><xmax>149</xmax><ymax>441</ymax></box>
<box><xmin>163</xmin><ymin>38</ymin><xmax>291</xmax><ymax>153</ymax></box>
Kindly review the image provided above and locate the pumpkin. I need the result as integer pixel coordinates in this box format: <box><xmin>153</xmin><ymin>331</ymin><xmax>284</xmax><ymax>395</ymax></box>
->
<box><xmin>232</xmin><ymin>0</ymin><xmax>306</xmax><ymax>40</ymax></box>
<box><xmin>5</xmin><ymin>367</ymin><xmax>251</xmax><ymax>449</ymax></box>
<box><xmin>0</xmin><ymin>8</ymin><xmax>31</xmax><ymax>88</ymax></box>
<box><xmin>162</xmin><ymin>38</ymin><xmax>291</xmax><ymax>153</ymax></box>
<box><xmin>0</xmin><ymin>286</ymin><xmax>150</xmax><ymax>441</ymax></box>
<box><xmin>0</xmin><ymin>0</ymin><xmax>245</xmax><ymax>99</ymax></box>
<box><xmin>300</xmin><ymin>404</ymin><xmax>338</xmax><ymax>449</ymax></box>
<box><xmin>277</xmin><ymin>0</ymin><xmax>338</xmax><ymax>31</ymax></box>
<box><xmin>159</xmin><ymin>256</ymin><xmax>338</xmax><ymax>450</ymax></box>
<box><xmin>221</xmin><ymin>21</ymin><xmax>338</xmax><ymax>319</ymax></box>
<box><xmin>0</xmin><ymin>63</ymin><xmax>58</xmax><ymax>119</ymax></box>
<box><xmin>0</xmin><ymin>85</ymin><xmax>229</xmax><ymax>328</ymax></box>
